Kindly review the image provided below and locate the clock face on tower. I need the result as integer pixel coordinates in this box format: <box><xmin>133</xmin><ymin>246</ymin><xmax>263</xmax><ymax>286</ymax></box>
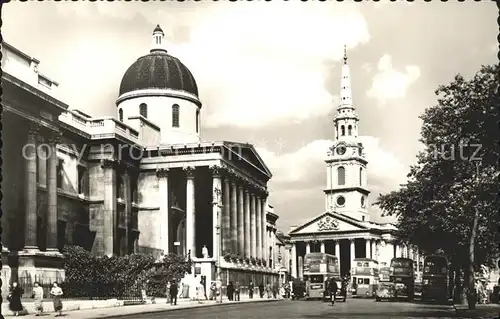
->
<box><xmin>336</xmin><ymin>145</ymin><xmax>346</xmax><ymax>155</ymax></box>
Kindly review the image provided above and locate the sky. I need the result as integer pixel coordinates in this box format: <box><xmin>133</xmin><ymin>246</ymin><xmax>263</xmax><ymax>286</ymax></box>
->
<box><xmin>3</xmin><ymin>1</ymin><xmax>497</xmax><ymax>232</ymax></box>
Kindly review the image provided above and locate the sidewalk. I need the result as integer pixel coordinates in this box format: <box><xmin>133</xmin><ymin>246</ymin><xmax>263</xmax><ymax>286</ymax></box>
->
<box><xmin>3</xmin><ymin>296</ymin><xmax>281</xmax><ymax>318</ymax></box>
<box><xmin>453</xmin><ymin>303</ymin><xmax>500</xmax><ymax>318</ymax></box>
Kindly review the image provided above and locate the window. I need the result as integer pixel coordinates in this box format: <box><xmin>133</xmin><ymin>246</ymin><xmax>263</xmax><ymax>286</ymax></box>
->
<box><xmin>341</xmin><ymin>125</ymin><xmax>345</xmax><ymax>136</ymax></box>
<box><xmin>119</xmin><ymin>109</ymin><xmax>123</xmax><ymax>122</ymax></box>
<box><xmin>57</xmin><ymin>159</ymin><xmax>64</xmax><ymax>188</ymax></box>
<box><xmin>172</xmin><ymin>104</ymin><xmax>179</xmax><ymax>127</ymax></box>
<box><xmin>357</xmin><ymin>262</ymin><xmax>362</xmax><ymax>267</ymax></box>
<box><xmin>348</xmin><ymin>125</ymin><xmax>352</xmax><ymax>135</ymax></box>
<box><xmin>359</xmin><ymin>168</ymin><xmax>363</xmax><ymax>185</ymax></box>
<box><xmin>77</xmin><ymin>165</ymin><xmax>86</xmax><ymax>195</ymax></box>
<box><xmin>363</xmin><ymin>278</ymin><xmax>370</xmax><ymax>285</ymax></box>
<box><xmin>337</xmin><ymin>167</ymin><xmax>345</xmax><ymax>185</ymax></box>
<box><xmin>336</xmin><ymin>196</ymin><xmax>345</xmax><ymax>206</ymax></box>
<box><xmin>139</xmin><ymin>103</ymin><xmax>147</xmax><ymax>118</ymax></box>
<box><xmin>196</xmin><ymin>109</ymin><xmax>200</xmax><ymax>133</ymax></box>
<box><xmin>362</xmin><ymin>216</ymin><xmax>365</xmax><ymax>221</ymax></box>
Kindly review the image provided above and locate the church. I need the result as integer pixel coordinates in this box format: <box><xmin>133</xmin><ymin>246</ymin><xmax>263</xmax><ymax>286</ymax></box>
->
<box><xmin>1</xmin><ymin>25</ymin><xmax>283</xmax><ymax>295</ymax></box>
<box><xmin>288</xmin><ymin>48</ymin><xmax>423</xmax><ymax>279</ymax></box>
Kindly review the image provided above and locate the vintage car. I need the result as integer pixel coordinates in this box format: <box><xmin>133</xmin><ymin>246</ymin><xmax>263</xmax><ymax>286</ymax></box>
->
<box><xmin>375</xmin><ymin>282</ymin><xmax>395</xmax><ymax>301</ymax></box>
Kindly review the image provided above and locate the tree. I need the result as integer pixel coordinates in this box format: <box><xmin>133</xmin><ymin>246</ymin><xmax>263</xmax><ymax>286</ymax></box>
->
<box><xmin>375</xmin><ymin>64</ymin><xmax>500</xmax><ymax>309</ymax></box>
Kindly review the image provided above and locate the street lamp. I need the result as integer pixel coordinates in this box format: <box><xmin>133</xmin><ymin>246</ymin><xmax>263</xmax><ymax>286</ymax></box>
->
<box><xmin>213</xmin><ymin>187</ymin><xmax>223</xmax><ymax>304</ymax></box>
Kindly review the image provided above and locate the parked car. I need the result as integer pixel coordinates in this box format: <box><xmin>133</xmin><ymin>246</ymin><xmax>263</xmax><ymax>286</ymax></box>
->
<box><xmin>376</xmin><ymin>282</ymin><xmax>395</xmax><ymax>301</ymax></box>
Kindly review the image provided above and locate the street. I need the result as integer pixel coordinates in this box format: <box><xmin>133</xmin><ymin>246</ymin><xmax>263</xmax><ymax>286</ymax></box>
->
<box><xmin>108</xmin><ymin>298</ymin><xmax>498</xmax><ymax>319</ymax></box>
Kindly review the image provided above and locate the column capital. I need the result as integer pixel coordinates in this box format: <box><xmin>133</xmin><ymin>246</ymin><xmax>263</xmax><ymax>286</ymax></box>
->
<box><xmin>156</xmin><ymin>167</ymin><xmax>170</xmax><ymax>179</ymax></box>
<box><xmin>28</xmin><ymin>121</ymin><xmax>42</xmax><ymax>135</ymax></box>
<box><xmin>101</xmin><ymin>159</ymin><xmax>120</xmax><ymax>169</ymax></box>
<box><xmin>47</xmin><ymin>131</ymin><xmax>63</xmax><ymax>145</ymax></box>
<box><xmin>209</xmin><ymin>165</ymin><xmax>222</xmax><ymax>177</ymax></box>
<box><xmin>183</xmin><ymin>166</ymin><xmax>196</xmax><ymax>179</ymax></box>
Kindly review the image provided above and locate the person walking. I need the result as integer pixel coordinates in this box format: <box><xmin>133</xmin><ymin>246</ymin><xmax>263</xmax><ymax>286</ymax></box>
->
<box><xmin>234</xmin><ymin>281</ymin><xmax>240</xmax><ymax>301</ymax></box>
<box><xmin>165</xmin><ymin>281</ymin><xmax>171</xmax><ymax>304</ymax></box>
<box><xmin>32</xmin><ymin>281</ymin><xmax>44</xmax><ymax>316</ymax></box>
<box><xmin>328</xmin><ymin>278</ymin><xmax>338</xmax><ymax>306</ymax></box>
<box><xmin>266</xmin><ymin>282</ymin><xmax>272</xmax><ymax>298</ymax></box>
<box><xmin>259</xmin><ymin>282</ymin><xmax>265</xmax><ymax>298</ymax></box>
<box><xmin>248</xmin><ymin>280</ymin><xmax>254</xmax><ymax>299</ymax></box>
<box><xmin>8</xmin><ymin>281</ymin><xmax>23</xmax><ymax>317</ymax></box>
<box><xmin>227</xmin><ymin>281</ymin><xmax>234</xmax><ymax>301</ymax></box>
<box><xmin>50</xmin><ymin>282</ymin><xmax>64</xmax><ymax>316</ymax></box>
<box><xmin>272</xmin><ymin>282</ymin><xmax>279</xmax><ymax>299</ymax></box>
<box><xmin>209</xmin><ymin>282</ymin><xmax>217</xmax><ymax>300</ymax></box>
<box><xmin>169</xmin><ymin>280</ymin><xmax>178</xmax><ymax>305</ymax></box>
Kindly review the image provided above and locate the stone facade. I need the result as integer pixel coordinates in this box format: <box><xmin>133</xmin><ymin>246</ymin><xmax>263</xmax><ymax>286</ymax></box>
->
<box><xmin>1</xmin><ymin>26</ymin><xmax>281</xmax><ymax>295</ymax></box>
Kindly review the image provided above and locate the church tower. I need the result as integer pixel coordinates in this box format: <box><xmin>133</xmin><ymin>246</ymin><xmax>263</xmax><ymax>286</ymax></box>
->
<box><xmin>324</xmin><ymin>46</ymin><xmax>370</xmax><ymax>222</ymax></box>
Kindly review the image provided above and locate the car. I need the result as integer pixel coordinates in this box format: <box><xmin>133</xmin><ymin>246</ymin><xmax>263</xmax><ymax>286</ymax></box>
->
<box><xmin>375</xmin><ymin>282</ymin><xmax>395</xmax><ymax>302</ymax></box>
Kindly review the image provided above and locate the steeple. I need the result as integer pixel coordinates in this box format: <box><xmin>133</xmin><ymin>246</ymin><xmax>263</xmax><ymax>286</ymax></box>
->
<box><xmin>339</xmin><ymin>45</ymin><xmax>354</xmax><ymax>109</ymax></box>
<box><xmin>151</xmin><ymin>24</ymin><xmax>167</xmax><ymax>54</ymax></box>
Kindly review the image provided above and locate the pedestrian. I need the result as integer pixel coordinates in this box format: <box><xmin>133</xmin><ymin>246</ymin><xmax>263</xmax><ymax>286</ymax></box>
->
<box><xmin>196</xmin><ymin>280</ymin><xmax>205</xmax><ymax>303</ymax></box>
<box><xmin>32</xmin><ymin>281</ymin><xmax>44</xmax><ymax>316</ymax></box>
<box><xmin>272</xmin><ymin>282</ymin><xmax>279</xmax><ymax>299</ymax></box>
<box><xmin>170</xmin><ymin>280</ymin><xmax>178</xmax><ymax>305</ymax></box>
<box><xmin>266</xmin><ymin>282</ymin><xmax>272</xmax><ymax>298</ymax></box>
<box><xmin>248</xmin><ymin>280</ymin><xmax>254</xmax><ymax>299</ymax></box>
<box><xmin>259</xmin><ymin>282</ymin><xmax>265</xmax><ymax>298</ymax></box>
<box><xmin>328</xmin><ymin>278</ymin><xmax>338</xmax><ymax>306</ymax></box>
<box><xmin>227</xmin><ymin>281</ymin><xmax>234</xmax><ymax>301</ymax></box>
<box><xmin>209</xmin><ymin>282</ymin><xmax>217</xmax><ymax>300</ymax></box>
<box><xmin>234</xmin><ymin>281</ymin><xmax>240</xmax><ymax>301</ymax></box>
<box><xmin>8</xmin><ymin>281</ymin><xmax>23</xmax><ymax>317</ymax></box>
<box><xmin>165</xmin><ymin>281</ymin><xmax>171</xmax><ymax>304</ymax></box>
<box><xmin>50</xmin><ymin>282</ymin><xmax>63</xmax><ymax>316</ymax></box>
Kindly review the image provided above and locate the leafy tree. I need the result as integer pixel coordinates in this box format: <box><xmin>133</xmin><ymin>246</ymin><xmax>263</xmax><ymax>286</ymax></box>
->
<box><xmin>375</xmin><ymin>64</ymin><xmax>499</xmax><ymax>309</ymax></box>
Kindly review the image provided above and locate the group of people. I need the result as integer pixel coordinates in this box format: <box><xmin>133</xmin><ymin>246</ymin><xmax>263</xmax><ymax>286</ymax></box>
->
<box><xmin>7</xmin><ymin>281</ymin><xmax>64</xmax><ymax>316</ymax></box>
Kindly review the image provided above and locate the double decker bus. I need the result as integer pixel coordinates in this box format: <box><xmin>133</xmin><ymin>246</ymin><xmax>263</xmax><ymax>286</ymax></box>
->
<box><xmin>303</xmin><ymin>253</ymin><xmax>340</xmax><ymax>300</ymax></box>
<box><xmin>379</xmin><ymin>267</ymin><xmax>391</xmax><ymax>282</ymax></box>
<box><xmin>352</xmin><ymin>258</ymin><xmax>379</xmax><ymax>298</ymax></box>
<box><xmin>390</xmin><ymin>257</ymin><xmax>415</xmax><ymax>300</ymax></box>
<box><xmin>421</xmin><ymin>255</ymin><xmax>449</xmax><ymax>302</ymax></box>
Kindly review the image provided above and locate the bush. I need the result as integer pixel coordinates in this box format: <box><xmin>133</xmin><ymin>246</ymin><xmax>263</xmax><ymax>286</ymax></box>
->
<box><xmin>62</xmin><ymin>246</ymin><xmax>192</xmax><ymax>298</ymax></box>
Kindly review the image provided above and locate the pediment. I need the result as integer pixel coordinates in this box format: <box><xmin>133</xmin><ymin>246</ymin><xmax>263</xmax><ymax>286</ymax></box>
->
<box><xmin>289</xmin><ymin>212</ymin><xmax>367</xmax><ymax>235</ymax></box>
<box><xmin>223</xmin><ymin>141</ymin><xmax>272</xmax><ymax>178</ymax></box>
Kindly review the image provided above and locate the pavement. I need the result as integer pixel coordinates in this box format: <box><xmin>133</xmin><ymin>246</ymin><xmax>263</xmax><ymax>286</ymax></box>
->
<box><xmin>2</xmin><ymin>295</ymin><xmax>280</xmax><ymax>318</ymax></box>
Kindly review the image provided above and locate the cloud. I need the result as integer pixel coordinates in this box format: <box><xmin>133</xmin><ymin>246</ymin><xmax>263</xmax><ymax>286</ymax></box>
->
<box><xmin>366</xmin><ymin>54</ymin><xmax>421</xmax><ymax>105</ymax></box>
<box><xmin>166</xmin><ymin>3</ymin><xmax>370</xmax><ymax>128</ymax></box>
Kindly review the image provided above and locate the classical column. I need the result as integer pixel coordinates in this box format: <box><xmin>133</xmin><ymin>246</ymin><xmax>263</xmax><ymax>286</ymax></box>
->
<box><xmin>210</xmin><ymin>166</ymin><xmax>222</xmax><ymax>260</ymax></box>
<box><xmin>103</xmin><ymin>159</ymin><xmax>118</xmax><ymax>256</ymax></box>
<box><xmin>46</xmin><ymin>135</ymin><xmax>60</xmax><ymax>252</ymax></box>
<box><xmin>371</xmin><ymin>240</ymin><xmax>376</xmax><ymax>260</ymax></box>
<box><xmin>230</xmin><ymin>180</ymin><xmax>238</xmax><ymax>254</ymax></box>
<box><xmin>291</xmin><ymin>243</ymin><xmax>297</xmax><ymax>278</ymax></box>
<box><xmin>24</xmin><ymin>124</ymin><xmax>39</xmax><ymax>251</ymax></box>
<box><xmin>244</xmin><ymin>190</ymin><xmax>251</xmax><ymax>258</ymax></box>
<box><xmin>396</xmin><ymin>244</ymin><xmax>402</xmax><ymax>258</ymax></box>
<box><xmin>305</xmin><ymin>242</ymin><xmax>311</xmax><ymax>254</ymax></box>
<box><xmin>365</xmin><ymin>238</ymin><xmax>371</xmax><ymax>258</ymax></box>
<box><xmin>256</xmin><ymin>196</ymin><xmax>262</xmax><ymax>260</ymax></box>
<box><xmin>222</xmin><ymin>176</ymin><xmax>231</xmax><ymax>254</ymax></box>
<box><xmin>320</xmin><ymin>241</ymin><xmax>325</xmax><ymax>253</ymax></box>
<box><xmin>184</xmin><ymin>166</ymin><xmax>196</xmax><ymax>258</ymax></box>
<box><xmin>250</xmin><ymin>193</ymin><xmax>257</xmax><ymax>258</ymax></box>
<box><xmin>122</xmin><ymin>169</ymin><xmax>131</xmax><ymax>255</ymax></box>
<box><xmin>261</xmin><ymin>195</ymin><xmax>267</xmax><ymax>265</ymax></box>
<box><xmin>334</xmin><ymin>240</ymin><xmax>340</xmax><ymax>258</ymax></box>
<box><xmin>237</xmin><ymin>185</ymin><xmax>244</xmax><ymax>256</ymax></box>
<box><xmin>350</xmin><ymin>239</ymin><xmax>355</xmax><ymax>271</ymax></box>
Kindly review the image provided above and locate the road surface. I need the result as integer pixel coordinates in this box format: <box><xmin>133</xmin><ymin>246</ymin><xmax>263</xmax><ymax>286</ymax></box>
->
<box><xmin>107</xmin><ymin>298</ymin><xmax>498</xmax><ymax>318</ymax></box>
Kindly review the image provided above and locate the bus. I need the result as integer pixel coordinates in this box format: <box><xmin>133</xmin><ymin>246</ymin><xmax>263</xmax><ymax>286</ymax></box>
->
<box><xmin>303</xmin><ymin>253</ymin><xmax>340</xmax><ymax>300</ymax></box>
<box><xmin>390</xmin><ymin>257</ymin><xmax>415</xmax><ymax>300</ymax></box>
<box><xmin>421</xmin><ymin>255</ymin><xmax>449</xmax><ymax>302</ymax></box>
<box><xmin>379</xmin><ymin>267</ymin><xmax>391</xmax><ymax>282</ymax></box>
<box><xmin>351</xmin><ymin>258</ymin><xmax>379</xmax><ymax>298</ymax></box>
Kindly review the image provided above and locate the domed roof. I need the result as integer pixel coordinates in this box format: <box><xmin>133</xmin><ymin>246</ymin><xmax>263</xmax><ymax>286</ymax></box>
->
<box><xmin>119</xmin><ymin>51</ymin><xmax>199</xmax><ymax>97</ymax></box>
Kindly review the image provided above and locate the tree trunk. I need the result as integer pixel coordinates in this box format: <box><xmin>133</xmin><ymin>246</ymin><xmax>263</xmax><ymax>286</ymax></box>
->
<box><xmin>467</xmin><ymin>206</ymin><xmax>479</xmax><ymax>310</ymax></box>
<box><xmin>453</xmin><ymin>263</ymin><xmax>463</xmax><ymax>304</ymax></box>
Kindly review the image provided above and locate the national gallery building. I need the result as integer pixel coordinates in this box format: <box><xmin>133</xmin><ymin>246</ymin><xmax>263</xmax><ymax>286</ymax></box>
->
<box><xmin>1</xmin><ymin>25</ymin><xmax>283</xmax><ymax>296</ymax></box>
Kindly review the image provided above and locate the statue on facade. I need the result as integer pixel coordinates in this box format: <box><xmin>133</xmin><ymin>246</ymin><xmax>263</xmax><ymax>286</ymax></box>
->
<box><xmin>202</xmin><ymin>245</ymin><xmax>209</xmax><ymax>258</ymax></box>
<box><xmin>317</xmin><ymin>216</ymin><xmax>339</xmax><ymax>231</ymax></box>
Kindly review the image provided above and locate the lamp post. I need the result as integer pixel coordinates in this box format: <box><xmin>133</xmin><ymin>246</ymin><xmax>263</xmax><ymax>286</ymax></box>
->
<box><xmin>213</xmin><ymin>187</ymin><xmax>223</xmax><ymax>304</ymax></box>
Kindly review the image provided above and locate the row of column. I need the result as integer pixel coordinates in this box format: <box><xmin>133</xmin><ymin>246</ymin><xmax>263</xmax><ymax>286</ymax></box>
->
<box><xmin>210</xmin><ymin>165</ymin><xmax>268</xmax><ymax>263</ymax></box>
<box><xmin>24</xmin><ymin>123</ymin><xmax>59</xmax><ymax>253</ymax></box>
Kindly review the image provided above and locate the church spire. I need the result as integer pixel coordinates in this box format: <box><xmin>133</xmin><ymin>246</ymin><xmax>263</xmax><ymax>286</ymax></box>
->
<box><xmin>343</xmin><ymin>44</ymin><xmax>347</xmax><ymax>64</ymax></box>
<box><xmin>339</xmin><ymin>45</ymin><xmax>353</xmax><ymax>109</ymax></box>
<box><xmin>151</xmin><ymin>24</ymin><xmax>167</xmax><ymax>54</ymax></box>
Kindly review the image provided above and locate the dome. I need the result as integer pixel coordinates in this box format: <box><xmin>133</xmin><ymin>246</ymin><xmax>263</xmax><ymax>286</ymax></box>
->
<box><xmin>119</xmin><ymin>51</ymin><xmax>199</xmax><ymax>98</ymax></box>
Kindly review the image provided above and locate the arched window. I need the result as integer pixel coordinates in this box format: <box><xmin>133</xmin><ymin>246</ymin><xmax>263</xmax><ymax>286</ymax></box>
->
<box><xmin>118</xmin><ymin>109</ymin><xmax>123</xmax><ymax>122</ymax></box>
<box><xmin>341</xmin><ymin>125</ymin><xmax>345</xmax><ymax>136</ymax></box>
<box><xmin>139</xmin><ymin>103</ymin><xmax>147</xmax><ymax>118</ymax></box>
<box><xmin>359</xmin><ymin>167</ymin><xmax>362</xmax><ymax>186</ymax></box>
<box><xmin>348</xmin><ymin>125</ymin><xmax>352</xmax><ymax>136</ymax></box>
<box><xmin>172</xmin><ymin>104</ymin><xmax>180</xmax><ymax>127</ymax></box>
<box><xmin>337</xmin><ymin>167</ymin><xmax>345</xmax><ymax>185</ymax></box>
